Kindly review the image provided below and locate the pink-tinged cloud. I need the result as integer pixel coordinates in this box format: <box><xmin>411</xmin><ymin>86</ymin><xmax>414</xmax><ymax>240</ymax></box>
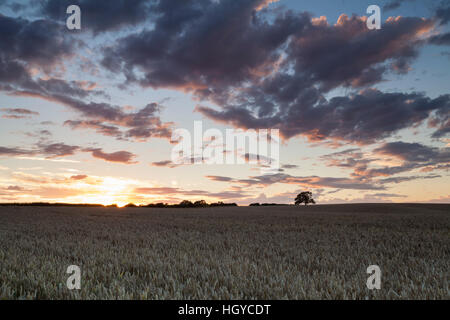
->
<box><xmin>70</xmin><ymin>174</ymin><xmax>88</xmax><ymax>180</ymax></box>
<box><xmin>84</xmin><ymin>148</ymin><xmax>137</xmax><ymax>164</ymax></box>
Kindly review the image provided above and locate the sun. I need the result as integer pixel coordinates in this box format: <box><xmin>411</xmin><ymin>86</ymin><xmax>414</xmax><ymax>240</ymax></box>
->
<box><xmin>74</xmin><ymin>177</ymin><xmax>135</xmax><ymax>207</ymax></box>
<box><xmin>78</xmin><ymin>195</ymin><xmax>129</xmax><ymax>208</ymax></box>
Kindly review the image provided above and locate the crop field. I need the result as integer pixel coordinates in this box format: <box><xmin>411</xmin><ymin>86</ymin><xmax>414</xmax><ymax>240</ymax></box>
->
<box><xmin>0</xmin><ymin>204</ymin><xmax>448</xmax><ymax>300</ymax></box>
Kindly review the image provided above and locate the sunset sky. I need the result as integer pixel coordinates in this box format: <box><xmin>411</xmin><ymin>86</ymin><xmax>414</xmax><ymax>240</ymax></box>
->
<box><xmin>0</xmin><ymin>0</ymin><xmax>449</xmax><ymax>206</ymax></box>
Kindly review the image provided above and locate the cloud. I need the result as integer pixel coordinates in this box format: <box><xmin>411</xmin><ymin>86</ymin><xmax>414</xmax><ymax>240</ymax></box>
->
<box><xmin>0</xmin><ymin>14</ymin><xmax>172</xmax><ymax>142</ymax></box>
<box><xmin>0</xmin><ymin>146</ymin><xmax>32</xmax><ymax>156</ymax></box>
<box><xmin>0</xmin><ymin>142</ymin><xmax>79</xmax><ymax>158</ymax></box>
<box><xmin>0</xmin><ymin>108</ymin><xmax>39</xmax><ymax>119</ymax></box>
<box><xmin>11</xmin><ymin>88</ymin><xmax>173</xmax><ymax>141</ymax></box>
<box><xmin>319</xmin><ymin>142</ymin><xmax>449</xmax><ymax>180</ymax></box>
<box><xmin>41</xmin><ymin>0</ymin><xmax>152</xmax><ymax>34</ymax></box>
<box><xmin>206</xmin><ymin>173</ymin><xmax>384</xmax><ymax>190</ymax></box>
<box><xmin>101</xmin><ymin>2</ymin><xmax>435</xmax><ymax>124</ymax></box>
<box><xmin>205</xmin><ymin>175</ymin><xmax>234</xmax><ymax>182</ymax></box>
<box><xmin>0</xmin><ymin>15</ymin><xmax>76</xmax><ymax>83</ymax></box>
<box><xmin>206</xmin><ymin>144</ymin><xmax>447</xmax><ymax>191</ymax></box>
<box><xmin>429</xmin><ymin>32</ymin><xmax>450</xmax><ymax>45</ymax></box>
<box><xmin>39</xmin><ymin>143</ymin><xmax>80</xmax><ymax>158</ymax></box>
<box><xmin>150</xmin><ymin>160</ymin><xmax>179</xmax><ymax>168</ymax></box>
<box><xmin>133</xmin><ymin>186</ymin><xmax>247</xmax><ymax>200</ymax></box>
<box><xmin>383</xmin><ymin>0</ymin><xmax>415</xmax><ymax>11</ymax></box>
<box><xmin>1</xmin><ymin>141</ymin><xmax>138</xmax><ymax>165</ymax></box>
<box><xmin>198</xmin><ymin>89</ymin><xmax>450</xmax><ymax>144</ymax></box>
<box><xmin>70</xmin><ymin>174</ymin><xmax>88</xmax><ymax>180</ymax></box>
<box><xmin>320</xmin><ymin>148</ymin><xmax>373</xmax><ymax>169</ymax></box>
<box><xmin>435</xmin><ymin>2</ymin><xmax>450</xmax><ymax>25</ymax></box>
<box><xmin>281</xmin><ymin>164</ymin><xmax>298</xmax><ymax>169</ymax></box>
<box><xmin>6</xmin><ymin>185</ymin><xmax>25</xmax><ymax>191</ymax></box>
<box><xmin>2</xmin><ymin>5</ymin><xmax>444</xmax><ymax>146</ymax></box>
<box><xmin>40</xmin><ymin>121</ymin><xmax>55</xmax><ymax>125</ymax></box>
<box><xmin>101</xmin><ymin>0</ymin><xmax>311</xmax><ymax>90</ymax></box>
<box><xmin>378</xmin><ymin>174</ymin><xmax>441</xmax><ymax>184</ymax></box>
<box><xmin>0</xmin><ymin>1</ymin><xmax>27</xmax><ymax>13</ymax></box>
<box><xmin>84</xmin><ymin>148</ymin><xmax>137</xmax><ymax>164</ymax></box>
<box><xmin>374</xmin><ymin>141</ymin><xmax>450</xmax><ymax>163</ymax></box>
<box><xmin>64</xmin><ymin>120</ymin><xmax>123</xmax><ymax>139</ymax></box>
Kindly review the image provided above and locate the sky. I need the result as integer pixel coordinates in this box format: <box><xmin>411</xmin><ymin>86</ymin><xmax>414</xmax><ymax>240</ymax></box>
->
<box><xmin>0</xmin><ymin>0</ymin><xmax>449</xmax><ymax>206</ymax></box>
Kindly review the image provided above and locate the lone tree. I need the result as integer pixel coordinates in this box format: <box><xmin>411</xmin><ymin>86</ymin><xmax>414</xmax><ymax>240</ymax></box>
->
<box><xmin>295</xmin><ymin>191</ymin><xmax>316</xmax><ymax>206</ymax></box>
<box><xmin>194</xmin><ymin>200</ymin><xmax>208</xmax><ymax>207</ymax></box>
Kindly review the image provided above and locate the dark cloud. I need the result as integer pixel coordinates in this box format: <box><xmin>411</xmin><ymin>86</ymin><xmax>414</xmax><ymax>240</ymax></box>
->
<box><xmin>0</xmin><ymin>14</ymin><xmax>172</xmax><ymax>142</ymax></box>
<box><xmin>205</xmin><ymin>175</ymin><xmax>234</xmax><ymax>182</ymax></box>
<box><xmin>6</xmin><ymin>185</ymin><xmax>25</xmax><ymax>191</ymax></box>
<box><xmin>3</xmin><ymin>4</ymin><xmax>445</xmax><ymax>146</ymax></box>
<box><xmin>102</xmin><ymin>4</ymin><xmax>433</xmax><ymax>96</ymax></box>
<box><xmin>0</xmin><ymin>142</ymin><xmax>78</xmax><ymax>158</ymax></box>
<box><xmin>372</xmin><ymin>193</ymin><xmax>407</xmax><ymax>198</ymax></box>
<box><xmin>319</xmin><ymin>142</ymin><xmax>449</xmax><ymax>180</ymax></box>
<box><xmin>150</xmin><ymin>160</ymin><xmax>179</xmax><ymax>168</ymax></box>
<box><xmin>9</xmin><ymin>88</ymin><xmax>173</xmax><ymax>141</ymax></box>
<box><xmin>429</xmin><ymin>32</ymin><xmax>450</xmax><ymax>45</ymax></box>
<box><xmin>70</xmin><ymin>174</ymin><xmax>88</xmax><ymax>180</ymax></box>
<box><xmin>40</xmin><ymin>121</ymin><xmax>55</xmax><ymax>125</ymax></box>
<box><xmin>243</xmin><ymin>152</ymin><xmax>274</xmax><ymax>164</ymax></box>
<box><xmin>374</xmin><ymin>141</ymin><xmax>450</xmax><ymax>163</ymax></box>
<box><xmin>206</xmin><ymin>141</ymin><xmax>449</xmax><ymax>191</ymax></box>
<box><xmin>101</xmin><ymin>0</ymin><xmax>311</xmax><ymax>90</ymax></box>
<box><xmin>435</xmin><ymin>2</ymin><xmax>450</xmax><ymax>25</ymax></box>
<box><xmin>64</xmin><ymin>120</ymin><xmax>123</xmax><ymax>139</ymax></box>
<box><xmin>198</xmin><ymin>89</ymin><xmax>450</xmax><ymax>144</ymax></box>
<box><xmin>40</xmin><ymin>0</ymin><xmax>151</xmax><ymax>34</ymax></box>
<box><xmin>383</xmin><ymin>0</ymin><xmax>403</xmax><ymax>11</ymax></box>
<box><xmin>320</xmin><ymin>148</ymin><xmax>373</xmax><ymax>169</ymax></box>
<box><xmin>0</xmin><ymin>15</ymin><xmax>75</xmax><ymax>77</ymax></box>
<box><xmin>83</xmin><ymin>148</ymin><xmax>137</xmax><ymax>164</ymax></box>
<box><xmin>0</xmin><ymin>141</ymin><xmax>138</xmax><ymax>164</ymax></box>
<box><xmin>206</xmin><ymin>173</ymin><xmax>384</xmax><ymax>190</ymax></box>
<box><xmin>0</xmin><ymin>146</ymin><xmax>30</xmax><ymax>156</ymax></box>
<box><xmin>95</xmin><ymin>2</ymin><xmax>440</xmax><ymax>145</ymax></box>
<box><xmin>1</xmin><ymin>115</ymin><xmax>27</xmax><ymax>119</ymax></box>
<box><xmin>378</xmin><ymin>174</ymin><xmax>441</xmax><ymax>184</ymax></box>
<box><xmin>281</xmin><ymin>164</ymin><xmax>298</xmax><ymax>169</ymax></box>
<box><xmin>0</xmin><ymin>108</ymin><xmax>39</xmax><ymax>118</ymax></box>
<box><xmin>39</xmin><ymin>142</ymin><xmax>80</xmax><ymax>158</ymax></box>
<box><xmin>383</xmin><ymin>0</ymin><xmax>415</xmax><ymax>11</ymax></box>
<box><xmin>20</xmin><ymin>129</ymin><xmax>52</xmax><ymax>140</ymax></box>
<box><xmin>0</xmin><ymin>1</ymin><xmax>27</xmax><ymax>13</ymax></box>
<box><xmin>286</xmin><ymin>15</ymin><xmax>431</xmax><ymax>90</ymax></box>
<box><xmin>105</xmin><ymin>3</ymin><xmax>429</xmax><ymax>93</ymax></box>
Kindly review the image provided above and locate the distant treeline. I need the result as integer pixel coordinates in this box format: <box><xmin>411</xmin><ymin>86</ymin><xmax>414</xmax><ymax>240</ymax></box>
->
<box><xmin>0</xmin><ymin>200</ymin><xmax>291</xmax><ymax>208</ymax></box>
<box><xmin>133</xmin><ymin>200</ymin><xmax>238</xmax><ymax>208</ymax></box>
<box><xmin>0</xmin><ymin>200</ymin><xmax>238</xmax><ymax>208</ymax></box>
<box><xmin>249</xmin><ymin>203</ymin><xmax>290</xmax><ymax>206</ymax></box>
<box><xmin>0</xmin><ymin>202</ymin><xmax>104</xmax><ymax>207</ymax></box>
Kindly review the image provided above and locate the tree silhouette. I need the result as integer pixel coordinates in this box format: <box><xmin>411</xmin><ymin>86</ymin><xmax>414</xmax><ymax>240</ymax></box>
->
<box><xmin>178</xmin><ymin>200</ymin><xmax>194</xmax><ymax>208</ymax></box>
<box><xmin>194</xmin><ymin>200</ymin><xmax>208</xmax><ymax>207</ymax></box>
<box><xmin>295</xmin><ymin>191</ymin><xmax>316</xmax><ymax>206</ymax></box>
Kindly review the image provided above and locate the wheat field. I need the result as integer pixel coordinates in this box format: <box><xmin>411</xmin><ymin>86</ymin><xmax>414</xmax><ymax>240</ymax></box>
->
<box><xmin>0</xmin><ymin>204</ymin><xmax>448</xmax><ymax>299</ymax></box>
